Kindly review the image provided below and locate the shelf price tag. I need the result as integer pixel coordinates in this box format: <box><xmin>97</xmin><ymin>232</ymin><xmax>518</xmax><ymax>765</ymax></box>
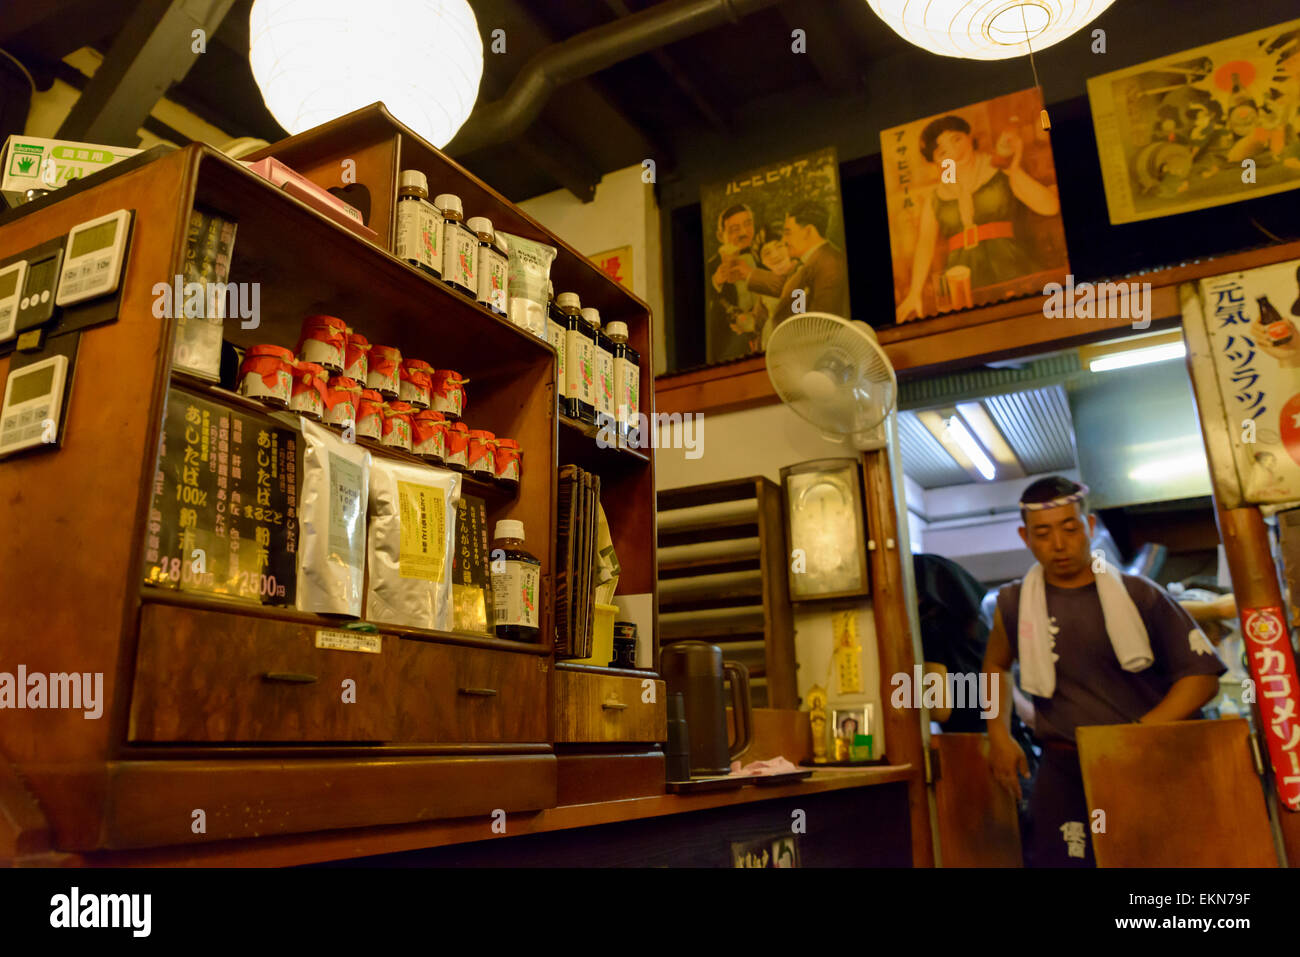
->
<box><xmin>315</xmin><ymin>629</ymin><xmax>382</xmax><ymax>654</ymax></box>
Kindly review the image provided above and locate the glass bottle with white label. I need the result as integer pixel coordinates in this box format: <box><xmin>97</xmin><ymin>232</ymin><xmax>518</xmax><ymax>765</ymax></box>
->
<box><xmin>435</xmin><ymin>193</ymin><xmax>478</xmax><ymax>298</ymax></box>
<box><xmin>559</xmin><ymin>291</ymin><xmax>595</xmax><ymax>425</ymax></box>
<box><xmin>394</xmin><ymin>170</ymin><xmax>442</xmax><ymax>279</ymax></box>
<box><xmin>467</xmin><ymin>216</ymin><xmax>508</xmax><ymax>315</ymax></box>
<box><xmin>491</xmin><ymin>520</ymin><xmax>541</xmax><ymax>642</ymax></box>
<box><xmin>546</xmin><ymin>281</ymin><xmax>569</xmax><ymax>418</ymax></box>
<box><xmin>583</xmin><ymin>307</ymin><xmax>616</xmax><ymax>435</ymax></box>
<box><xmin>605</xmin><ymin>320</ymin><xmax>640</xmax><ymax>448</ymax></box>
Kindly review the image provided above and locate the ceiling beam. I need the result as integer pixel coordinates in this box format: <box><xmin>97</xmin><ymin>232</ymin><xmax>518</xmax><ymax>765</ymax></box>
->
<box><xmin>778</xmin><ymin>0</ymin><xmax>865</xmax><ymax>95</ymax></box>
<box><xmin>518</xmin><ymin>125</ymin><xmax>603</xmax><ymax>203</ymax></box>
<box><xmin>450</xmin><ymin>0</ymin><xmax>782</xmax><ymax>156</ymax></box>
<box><xmin>599</xmin><ymin>0</ymin><xmax>731</xmax><ymax>132</ymax></box>
<box><xmin>56</xmin><ymin>0</ymin><xmax>236</xmax><ymax>146</ymax></box>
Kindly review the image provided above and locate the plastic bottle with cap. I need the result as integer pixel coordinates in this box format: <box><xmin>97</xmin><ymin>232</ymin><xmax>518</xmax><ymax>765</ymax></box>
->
<box><xmin>395</xmin><ymin>170</ymin><xmax>443</xmax><ymax>279</ymax></box>
<box><xmin>583</xmin><ymin>306</ymin><xmax>616</xmax><ymax>436</ymax></box>
<box><xmin>468</xmin><ymin>216</ymin><xmax>508</xmax><ymax>316</ymax></box>
<box><xmin>546</xmin><ymin>280</ymin><xmax>569</xmax><ymax>418</ymax></box>
<box><xmin>605</xmin><ymin>320</ymin><xmax>640</xmax><ymax>448</ymax></box>
<box><xmin>435</xmin><ymin>193</ymin><xmax>477</xmax><ymax>298</ymax></box>
<box><xmin>559</xmin><ymin>291</ymin><xmax>596</xmax><ymax>425</ymax></box>
<box><xmin>491</xmin><ymin>519</ymin><xmax>541</xmax><ymax>642</ymax></box>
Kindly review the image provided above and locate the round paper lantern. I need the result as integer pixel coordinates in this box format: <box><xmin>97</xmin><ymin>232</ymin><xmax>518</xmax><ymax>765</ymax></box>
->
<box><xmin>865</xmin><ymin>1</ymin><xmax>1116</xmax><ymax>61</ymax></box>
<box><xmin>249</xmin><ymin>0</ymin><xmax>484</xmax><ymax>148</ymax></box>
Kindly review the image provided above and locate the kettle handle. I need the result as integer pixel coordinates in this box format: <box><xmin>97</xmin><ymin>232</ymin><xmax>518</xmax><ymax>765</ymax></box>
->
<box><xmin>723</xmin><ymin>660</ymin><xmax>753</xmax><ymax>762</ymax></box>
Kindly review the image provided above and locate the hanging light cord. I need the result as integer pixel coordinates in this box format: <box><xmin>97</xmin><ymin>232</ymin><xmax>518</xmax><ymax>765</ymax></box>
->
<box><xmin>1020</xmin><ymin>3</ymin><xmax>1042</xmax><ymax>91</ymax></box>
<box><xmin>0</xmin><ymin>47</ymin><xmax>36</xmax><ymax>94</ymax></box>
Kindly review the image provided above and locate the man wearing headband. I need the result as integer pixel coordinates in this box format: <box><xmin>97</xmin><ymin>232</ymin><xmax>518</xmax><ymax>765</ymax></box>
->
<box><xmin>982</xmin><ymin>476</ymin><xmax>1225</xmax><ymax>866</ymax></box>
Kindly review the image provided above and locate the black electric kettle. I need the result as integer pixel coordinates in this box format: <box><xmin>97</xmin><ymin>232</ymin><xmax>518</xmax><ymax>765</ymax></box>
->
<box><xmin>660</xmin><ymin>641</ymin><xmax>753</xmax><ymax>776</ymax></box>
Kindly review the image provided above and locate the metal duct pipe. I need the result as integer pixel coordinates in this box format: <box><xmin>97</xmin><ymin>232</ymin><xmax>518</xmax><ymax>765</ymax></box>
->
<box><xmin>448</xmin><ymin>0</ymin><xmax>784</xmax><ymax>155</ymax></box>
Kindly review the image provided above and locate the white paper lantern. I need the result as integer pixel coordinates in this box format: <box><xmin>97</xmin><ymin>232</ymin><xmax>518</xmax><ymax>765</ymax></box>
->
<box><xmin>865</xmin><ymin>1</ymin><xmax>1116</xmax><ymax>61</ymax></box>
<box><xmin>249</xmin><ymin>0</ymin><xmax>484</xmax><ymax>148</ymax></box>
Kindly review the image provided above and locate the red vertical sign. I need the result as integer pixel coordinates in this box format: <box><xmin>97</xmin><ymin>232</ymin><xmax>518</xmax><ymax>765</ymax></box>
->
<box><xmin>1241</xmin><ymin>607</ymin><xmax>1300</xmax><ymax>810</ymax></box>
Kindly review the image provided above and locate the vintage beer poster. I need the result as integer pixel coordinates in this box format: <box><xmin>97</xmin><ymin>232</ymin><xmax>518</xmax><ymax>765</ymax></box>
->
<box><xmin>1088</xmin><ymin>19</ymin><xmax>1300</xmax><ymax>224</ymax></box>
<box><xmin>701</xmin><ymin>147</ymin><xmax>849</xmax><ymax>363</ymax></box>
<box><xmin>1190</xmin><ymin>257</ymin><xmax>1300</xmax><ymax>503</ymax></box>
<box><xmin>882</xmin><ymin>87</ymin><xmax>1069</xmax><ymax>324</ymax></box>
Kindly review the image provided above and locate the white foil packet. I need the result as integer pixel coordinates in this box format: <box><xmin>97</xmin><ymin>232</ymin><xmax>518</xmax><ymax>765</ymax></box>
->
<box><xmin>366</xmin><ymin>458</ymin><xmax>461</xmax><ymax>631</ymax></box>
<box><xmin>296</xmin><ymin>418</ymin><xmax>370</xmax><ymax>616</ymax></box>
<box><xmin>497</xmin><ymin>230</ymin><xmax>557</xmax><ymax>339</ymax></box>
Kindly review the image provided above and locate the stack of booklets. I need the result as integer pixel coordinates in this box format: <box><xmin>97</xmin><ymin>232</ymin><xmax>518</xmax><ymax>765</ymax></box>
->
<box><xmin>555</xmin><ymin>464</ymin><xmax>601</xmax><ymax>658</ymax></box>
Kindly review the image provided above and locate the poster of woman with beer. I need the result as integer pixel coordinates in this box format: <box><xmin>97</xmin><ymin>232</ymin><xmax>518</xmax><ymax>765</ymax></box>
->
<box><xmin>883</xmin><ymin>88</ymin><xmax>1070</xmax><ymax>324</ymax></box>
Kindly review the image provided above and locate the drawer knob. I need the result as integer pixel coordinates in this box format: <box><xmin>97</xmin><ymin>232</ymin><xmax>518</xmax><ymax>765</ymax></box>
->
<box><xmin>263</xmin><ymin>672</ymin><xmax>318</xmax><ymax>684</ymax></box>
<box><xmin>602</xmin><ymin>699</ymin><xmax>628</xmax><ymax>711</ymax></box>
<box><xmin>458</xmin><ymin>687</ymin><xmax>498</xmax><ymax>697</ymax></box>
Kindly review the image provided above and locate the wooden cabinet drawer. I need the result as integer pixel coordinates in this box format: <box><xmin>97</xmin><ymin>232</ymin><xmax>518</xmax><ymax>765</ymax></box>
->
<box><xmin>130</xmin><ymin>603</ymin><xmax>399</xmax><ymax>742</ymax></box>
<box><xmin>553</xmin><ymin>669</ymin><xmax>666</xmax><ymax>743</ymax></box>
<box><xmin>394</xmin><ymin>641</ymin><xmax>549</xmax><ymax>742</ymax></box>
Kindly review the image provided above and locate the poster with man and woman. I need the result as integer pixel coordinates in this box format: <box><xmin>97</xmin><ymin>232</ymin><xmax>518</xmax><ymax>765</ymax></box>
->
<box><xmin>882</xmin><ymin>87</ymin><xmax>1070</xmax><ymax>324</ymax></box>
<box><xmin>702</xmin><ymin>147</ymin><xmax>850</xmax><ymax>363</ymax></box>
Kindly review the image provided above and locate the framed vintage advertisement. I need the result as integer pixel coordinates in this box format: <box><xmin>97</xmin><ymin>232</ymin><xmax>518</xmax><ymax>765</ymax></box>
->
<box><xmin>1187</xmin><ymin>257</ymin><xmax>1300</xmax><ymax>504</ymax></box>
<box><xmin>882</xmin><ymin>87</ymin><xmax>1069</xmax><ymax>324</ymax></box>
<box><xmin>1088</xmin><ymin>18</ymin><xmax>1300</xmax><ymax>224</ymax></box>
<box><xmin>701</xmin><ymin>147</ymin><xmax>849</xmax><ymax>363</ymax></box>
<box><xmin>780</xmin><ymin>457</ymin><xmax>870</xmax><ymax>602</ymax></box>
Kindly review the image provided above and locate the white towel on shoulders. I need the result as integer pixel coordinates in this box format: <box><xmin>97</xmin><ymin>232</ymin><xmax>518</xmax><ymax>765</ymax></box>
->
<box><xmin>1017</xmin><ymin>561</ymin><xmax>1154</xmax><ymax>698</ymax></box>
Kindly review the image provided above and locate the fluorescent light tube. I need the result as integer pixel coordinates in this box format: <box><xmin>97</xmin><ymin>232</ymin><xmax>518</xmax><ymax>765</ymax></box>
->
<box><xmin>946</xmin><ymin>416</ymin><xmax>996</xmax><ymax>480</ymax></box>
<box><xmin>1089</xmin><ymin>342</ymin><xmax>1186</xmax><ymax>373</ymax></box>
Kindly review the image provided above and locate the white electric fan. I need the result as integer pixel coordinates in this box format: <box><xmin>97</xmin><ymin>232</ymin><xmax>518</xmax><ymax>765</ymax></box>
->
<box><xmin>764</xmin><ymin>312</ymin><xmax>898</xmax><ymax>449</ymax></box>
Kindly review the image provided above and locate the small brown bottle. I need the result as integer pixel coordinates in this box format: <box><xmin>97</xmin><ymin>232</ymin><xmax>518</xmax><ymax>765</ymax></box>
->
<box><xmin>1259</xmin><ymin>295</ymin><xmax>1293</xmax><ymax>346</ymax></box>
<box><xmin>491</xmin><ymin>520</ymin><xmax>541</xmax><ymax>642</ymax></box>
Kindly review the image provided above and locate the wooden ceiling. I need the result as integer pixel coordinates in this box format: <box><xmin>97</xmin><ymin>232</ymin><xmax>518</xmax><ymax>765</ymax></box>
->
<box><xmin>1</xmin><ymin>0</ymin><xmax>907</xmax><ymax>201</ymax></box>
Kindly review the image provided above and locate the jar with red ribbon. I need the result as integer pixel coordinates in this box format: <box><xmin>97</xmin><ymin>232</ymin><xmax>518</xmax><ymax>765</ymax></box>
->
<box><xmin>467</xmin><ymin>429</ymin><xmax>496</xmax><ymax>480</ymax></box>
<box><xmin>493</xmin><ymin>438</ymin><xmax>522</xmax><ymax>491</ymax></box>
<box><xmin>296</xmin><ymin>314</ymin><xmax>347</xmax><ymax>372</ymax></box>
<box><xmin>344</xmin><ymin>332</ymin><xmax>370</xmax><ymax>382</ymax></box>
<box><xmin>399</xmin><ymin>358</ymin><xmax>435</xmax><ymax>408</ymax></box>
<box><xmin>381</xmin><ymin>401</ymin><xmax>415</xmax><ymax>451</ymax></box>
<box><xmin>356</xmin><ymin>388</ymin><xmax>384</xmax><ymax>440</ymax></box>
<box><xmin>367</xmin><ymin>344</ymin><xmax>402</xmax><ymax>398</ymax></box>
<box><xmin>290</xmin><ymin>362</ymin><xmax>329</xmax><ymax>419</ymax></box>
<box><xmin>444</xmin><ymin>420</ymin><xmax>470</xmax><ymax>471</ymax></box>
<box><xmin>412</xmin><ymin>409</ymin><xmax>447</xmax><ymax>462</ymax></box>
<box><xmin>430</xmin><ymin>369</ymin><xmax>467</xmax><ymax>419</ymax></box>
<box><xmin>324</xmin><ymin>375</ymin><xmax>362</xmax><ymax>430</ymax></box>
<box><xmin>237</xmin><ymin>344</ymin><xmax>295</xmax><ymax>406</ymax></box>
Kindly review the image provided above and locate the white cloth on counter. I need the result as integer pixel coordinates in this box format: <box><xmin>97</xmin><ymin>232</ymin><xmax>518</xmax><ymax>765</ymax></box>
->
<box><xmin>728</xmin><ymin>756</ymin><xmax>799</xmax><ymax>777</ymax></box>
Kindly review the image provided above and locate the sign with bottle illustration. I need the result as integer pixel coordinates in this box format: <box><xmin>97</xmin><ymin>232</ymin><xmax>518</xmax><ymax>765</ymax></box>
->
<box><xmin>1087</xmin><ymin>17</ymin><xmax>1300</xmax><ymax>225</ymax></box>
<box><xmin>1189</xmin><ymin>257</ymin><xmax>1300</xmax><ymax>503</ymax></box>
<box><xmin>144</xmin><ymin>389</ymin><xmax>297</xmax><ymax>604</ymax></box>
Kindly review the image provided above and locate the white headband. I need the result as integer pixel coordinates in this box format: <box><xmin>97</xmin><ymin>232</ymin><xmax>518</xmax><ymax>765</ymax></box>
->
<box><xmin>1020</xmin><ymin>483</ymin><xmax>1090</xmax><ymax>512</ymax></box>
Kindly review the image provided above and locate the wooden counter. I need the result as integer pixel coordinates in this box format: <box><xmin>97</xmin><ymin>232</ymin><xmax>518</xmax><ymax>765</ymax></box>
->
<box><xmin>71</xmin><ymin>765</ymin><xmax>913</xmax><ymax>867</ymax></box>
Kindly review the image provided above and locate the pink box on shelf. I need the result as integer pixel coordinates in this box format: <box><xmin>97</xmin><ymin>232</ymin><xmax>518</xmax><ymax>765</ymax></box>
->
<box><xmin>240</xmin><ymin>157</ymin><xmax>378</xmax><ymax>242</ymax></box>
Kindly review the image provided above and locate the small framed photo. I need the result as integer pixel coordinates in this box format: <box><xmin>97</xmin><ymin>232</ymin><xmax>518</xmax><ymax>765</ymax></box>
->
<box><xmin>831</xmin><ymin>705</ymin><xmax>874</xmax><ymax>761</ymax></box>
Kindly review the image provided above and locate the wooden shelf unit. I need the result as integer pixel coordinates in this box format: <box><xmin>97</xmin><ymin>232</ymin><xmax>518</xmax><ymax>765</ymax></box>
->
<box><xmin>0</xmin><ymin>104</ymin><xmax>660</xmax><ymax>861</ymax></box>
